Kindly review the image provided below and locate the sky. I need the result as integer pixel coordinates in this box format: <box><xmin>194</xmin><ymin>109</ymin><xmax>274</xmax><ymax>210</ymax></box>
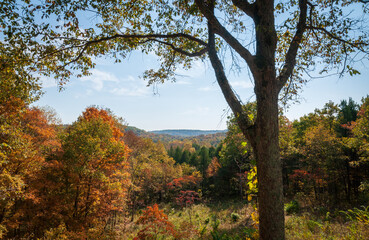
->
<box><xmin>34</xmin><ymin>51</ymin><xmax>369</xmax><ymax>131</ymax></box>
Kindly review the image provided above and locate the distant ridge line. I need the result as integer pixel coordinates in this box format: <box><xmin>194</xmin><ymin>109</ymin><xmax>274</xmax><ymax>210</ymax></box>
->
<box><xmin>149</xmin><ymin>129</ymin><xmax>227</xmax><ymax>137</ymax></box>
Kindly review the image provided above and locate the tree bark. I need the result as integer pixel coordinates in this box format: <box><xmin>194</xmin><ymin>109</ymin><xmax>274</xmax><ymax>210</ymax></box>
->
<box><xmin>250</xmin><ymin>71</ymin><xmax>285</xmax><ymax>240</ymax></box>
<box><xmin>204</xmin><ymin>1</ymin><xmax>288</xmax><ymax>239</ymax></box>
<box><xmin>251</xmin><ymin>1</ymin><xmax>285</xmax><ymax>239</ymax></box>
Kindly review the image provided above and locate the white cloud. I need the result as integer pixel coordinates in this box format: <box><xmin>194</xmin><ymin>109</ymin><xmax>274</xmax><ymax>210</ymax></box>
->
<box><xmin>110</xmin><ymin>75</ymin><xmax>151</xmax><ymax>97</ymax></box>
<box><xmin>121</xmin><ymin>75</ymin><xmax>136</xmax><ymax>82</ymax></box>
<box><xmin>80</xmin><ymin>69</ymin><xmax>119</xmax><ymax>91</ymax></box>
<box><xmin>176</xmin><ymin>60</ymin><xmax>209</xmax><ymax>79</ymax></box>
<box><xmin>40</xmin><ymin>76</ymin><xmax>57</xmax><ymax>88</ymax></box>
<box><xmin>77</xmin><ymin>69</ymin><xmax>151</xmax><ymax>97</ymax></box>
<box><xmin>230</xmin><ymin>80</ymin><xmax>253</xmax><ymax>89</ymax></box>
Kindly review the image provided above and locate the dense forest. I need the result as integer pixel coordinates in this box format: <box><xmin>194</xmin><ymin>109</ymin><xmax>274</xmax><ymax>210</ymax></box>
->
<box><xmin>2</xmin><ymin>0</ymin><xmax>369</xmax><ymax>239</ymax></box>
<box><xmin>1</xmin><ymin>62</ymin><xmax>369</xmax><ymax>239</ymax></box>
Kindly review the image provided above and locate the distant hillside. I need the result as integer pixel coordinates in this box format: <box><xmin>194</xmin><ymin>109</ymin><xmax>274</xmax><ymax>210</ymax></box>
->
<box><xmin>149</xmin><ymin>129</ymin><xmax>227</xmax><ymax>137</ymax></box>
<box><xmin>125</xmin><ymin>126</ymin><xmax>147</xmax><ymax>136</ymax></box>
<box><xmin>124</xmin><ymin>126</ymin><xmax>227</xmax><ymax>148</ymax></box>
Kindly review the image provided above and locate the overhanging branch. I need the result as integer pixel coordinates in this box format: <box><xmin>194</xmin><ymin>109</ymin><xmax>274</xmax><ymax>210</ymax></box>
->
<box><xmin>149</xmin><ymin>39</ymin><xmax>208</xmax><ymax>57</ymax></box>
<box><xmin>49</xmin><ymin>32</ymin><xmax>208</xmax><ymax>69</ymax></box>
<box><xmin>86</xmin><ymin>33</ymin><xmax>208</xmax><ymax>47</ymax></box>
<box><xmin>277</xmin><ymin>0</ymin><xmax>308</xmax><ymax>91</ymax></box>
<box><xmin>306</xmin><ymin>26</ymin><xmax>369</xmax><ymax>54</ymax></box>
<box><xmin>194</xmin><ymin>0</ymin><xmax>256</xmax><ymax>74</ymax></box>
<box><xmin>207</xmin><ymin>21</ymin><xmax>255</xmax><ymax>139</ymax></box>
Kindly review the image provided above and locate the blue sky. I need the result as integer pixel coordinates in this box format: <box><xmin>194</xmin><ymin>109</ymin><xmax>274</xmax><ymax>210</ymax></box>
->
<box><xmin>35</xmin><ymin>51</ymin><xmax>369</xmax><ymax>131</ymax></box>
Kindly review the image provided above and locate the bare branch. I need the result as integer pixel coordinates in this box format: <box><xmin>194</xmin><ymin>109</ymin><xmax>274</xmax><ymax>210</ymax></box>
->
<box><xmin>306</xmin><ymin>25</ymin><xmax>369</xmax><ymax>54</ymax></box>
<box><xmin>277</xmin><ymin>0</ymin><xmax>308</xmax><ymax>91</ymax></box>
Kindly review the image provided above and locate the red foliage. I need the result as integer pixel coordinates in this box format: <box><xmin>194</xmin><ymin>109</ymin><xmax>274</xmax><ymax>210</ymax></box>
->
<box><xmin>22</xmin><ymin>107</ymin><xmax>61</xmax><ymax>152</ymax></box>
<box><xmin>289</xmin><ymin>169</ymin><xmax>312</xmax><ymax>181</ymax></box>
<box><xmin>175</xmin><ymin>190</ymin><xmax>200</xmax><ymax>208</ymax></box>
<box><xmin>81</xmin><ymin>107</ymin><xmax>123</xmax><ymax>140</ymax></box>
<box><xmin>134</xmin><ymin>204</ymin><xmax>177</xmax><ymax>240</ymax></box>
<box><xmin>289</xmin><ymin>169</ymin><xmax>327</xmax><ymax>187</ymax></box>
<box><xmin>0</xmin><ymin>96</ymin><xmax>25</xmax><ymax>117</ymax></box>
<box><xmin>167</xmin><ymin>175</ymin><xmax>200</xmax><ymax>190</ymax></box>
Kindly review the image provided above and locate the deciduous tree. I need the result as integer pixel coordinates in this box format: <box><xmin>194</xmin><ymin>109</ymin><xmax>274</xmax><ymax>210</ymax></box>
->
<box><xmin>123</xmin><ymin>130</ymin><xmax>181</xmax><ymax>219</ymax></box>
<box><xmin>2</xmin><ymin>1</ymin><xmax>369</xmax><ymax>238</ymax></box>
<box><xmin>29</xmin><ymin>107</ymin><xmax>131</xmax><ymax>238</ymax></box>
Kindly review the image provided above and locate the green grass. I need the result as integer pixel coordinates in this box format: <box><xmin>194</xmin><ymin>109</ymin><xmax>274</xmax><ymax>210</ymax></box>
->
<box><xmin>164</xmin><ymin>200</ymin><xmax>255</xmax><ymax>239</ymax></box>
<box><xmin>118</xmin><ymin>201</ymin><xmax>369</xmax><ymax>240</ymax></box>
<box><xmin>285</xmin><ymin>208</ymin><xmax>369</xmax><ymax>240</ymax></box>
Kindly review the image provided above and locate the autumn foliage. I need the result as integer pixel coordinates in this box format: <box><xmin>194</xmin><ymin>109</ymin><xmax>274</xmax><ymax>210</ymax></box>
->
<box><xmin>134</xmin><ymin>204</ymin><xmax>177</xmax><ymax>240</ymax></box>
<box><xmin>167</xmin><ymin>174</ymin><xmax>201</xmax><ymax>190</ymax></box>
<box><xmin>0</xmin><ymin>105</ymin><xmax>132</xmax><ymax>239</ymax></box>
<box><xmin>48</xmin><ymin>107</ymin><xmax>130</xmax><ymax>237</ymax></box>
<box><xmin>2</xmin><ymin>81</ymin><xmax>369</xmax><ymax>240</ymax></box>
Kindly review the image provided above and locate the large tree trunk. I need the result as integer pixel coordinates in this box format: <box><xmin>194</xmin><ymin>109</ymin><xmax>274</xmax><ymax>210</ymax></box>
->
<box><xmin>206</xmin><ymin>1</ymin><xmax>285</xmax><ymax>237</ymax></box>
<box><xmin>249</xmin><ymin>70</ymin><xmax>285</xmax><ymax>240</ymax></box>
<box><xmin>251</xmin><ymin>1</ymin><xmax>285</xmax><ymax>238</ymax></box>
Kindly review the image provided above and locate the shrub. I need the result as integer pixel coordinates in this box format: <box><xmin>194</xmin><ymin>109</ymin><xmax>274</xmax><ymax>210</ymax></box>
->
<box><xmin>341</xmin><ymin>205</ymin><xmax>369</xmax><ymax>225</ymax></box>
<box><xmin>307</xmin><ymin>220</ymin><xmax>322</xmax><ymax>233</ymax></box>
<box><xmin>231</xmin><ymin>212</ymin><xmax>240</xmax><ymax>222</ymax></box>
<box><xmin>285</xmin><ymin>200</ymin><xmax>300</xmax><ymax>215</ymax></box>
<box><xmin>134</xmin><ymin>204</ymin><xmax>177</xmax><ymax>240</ymax></box>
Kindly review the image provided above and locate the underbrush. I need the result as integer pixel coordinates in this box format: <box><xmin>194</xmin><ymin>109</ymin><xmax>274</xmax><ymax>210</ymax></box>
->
<box><xmin>166</xmin><ymin>200</ymin><xmax>256</xmax><ymax>239</ymax></box>
<box><xmin>119</xmin><ymin>200</ymin><xmax>257</xmax><ymax>239</ymax></box>
<box><xmin>286</xmin><ymin>205</ymin><xmax>369</xmax><ymax>240</ymax></box>
<box><xmin>116</xmin><ymin>201</ymin><xmax>368</xmax><ymax>240</ymax></box>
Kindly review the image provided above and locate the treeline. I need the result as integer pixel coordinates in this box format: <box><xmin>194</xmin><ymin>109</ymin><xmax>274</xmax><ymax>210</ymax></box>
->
<box><xmin>2</xmin><ymin>62</ymin><xmax>369</xmax><ymax>238</ymax></box>
<box><xmin>215</xmin><ymin>98</ymin><xmax>369</xmax><ymax>207</ymax></box>
<box><xmin>282</xmin><ymin>98</ymin><xmax>369</xmax><ymax>206</ymax></box>
<box><xmin>0</xmin><ymin>104</ymin><xmax>131</xmax><ymax>238</ymax></box>
<box><xmin>125</xmin><ymin>126</ymin><xmax>226</xmax><ymax>148</ymax></box>
<box><xmin>157</xmin><ymin>96</ymin><xmax>369</xmax><ymax>207</ymax></box>
<box><xmin>1</xmin><ymin>101</ymin><xmax>201</xmax><ymax>239</ymax></box>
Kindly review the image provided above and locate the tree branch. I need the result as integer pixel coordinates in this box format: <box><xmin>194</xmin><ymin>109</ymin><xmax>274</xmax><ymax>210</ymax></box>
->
<box><xmin>81</xmin><ymin>32</ymin><xmax>208</xmax><ymax>47</ymax></box>
<box><xmin>50</xmin><ymin>33</ymin><xmax>208</xmax><ymax>69</ymax></box>
<box><xmin>277</xmin><ymin>0</ymin><xmax>308</xmax><ymax>91</ymax></box>
<box><xmin>194</xmin><ymin>0</ymin><xmax>256</xmax><ymax>75</ymax></box>
<box><xmin>231</xmin><ymin>0</ymin><xmax>255</xmax><ymax>18</ymax></box>
<box><xmin>306</xmin><ymin>26</ymin><xmax>369</xmax><ymax>54</ymax></box>
<box><xmin>148</xmin><ymin>39</ymin><xmax>208</xmax><ymax>57</ymax></box>
<box><xmin>207</xmin><ymin>21</ymin><xmax>255</xmax><ymax>139</ymax></box>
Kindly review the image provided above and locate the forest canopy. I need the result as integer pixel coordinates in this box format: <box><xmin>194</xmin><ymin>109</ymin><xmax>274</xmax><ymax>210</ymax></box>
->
<box><xmin>1</xmin><ymin>92</ymin><xmax>369</xmax><ymax>239</ymax></box>
<box><xmin>1</xmin><ymin>0</ymin><xmax>369</xmax><ymax>239</ymax></box>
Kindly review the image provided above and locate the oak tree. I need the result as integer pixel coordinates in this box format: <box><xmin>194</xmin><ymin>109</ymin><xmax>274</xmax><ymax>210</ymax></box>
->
<box><xmin>2</xmin><ymin>1</ymin><xmax>369</xmax><ymax>238</ymax></box>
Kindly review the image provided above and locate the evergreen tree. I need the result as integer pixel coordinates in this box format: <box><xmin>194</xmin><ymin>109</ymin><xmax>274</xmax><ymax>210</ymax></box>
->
<box><xmin>168</xmin><ymin>146</ymin><xmax>175</xmax><ymax>158</ymax></box>
<box><xmin>338</xmin><ymin>98</ymin><xmax>359</xmax><ymax>137</ymax></box>
<box><xmin>180</xmin><ymin>150</ymin><xmax>191</xmax><ymax>164</ymax></box>
<box><xmin>173</xmin><ymin>146</ymin><xmax>183</xmax><ymax>163</ymax></box>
